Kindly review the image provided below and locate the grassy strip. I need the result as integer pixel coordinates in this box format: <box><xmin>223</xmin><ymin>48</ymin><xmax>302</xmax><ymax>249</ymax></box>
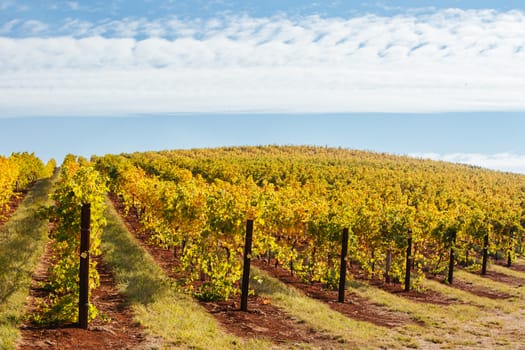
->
<box><xmin>490</xmin><ymin>264</ymin><xmax>525</xmax><ymax>282</ymax></box>
<box><xmin>251</xmin><ymin>267</ymin><xmax>403</xmax><ymax>349</ymax></box>
<box><xmin>0</xmin><ymin>177</ymin><xmax>54</xmax><ymax>350</ymax></box>
<box><xmin>101</xmin><ymin>199</ymin><xmax>271</xmax><ymax>350</ymax></box>
<box><xmin>455</xmin><ymin>270</ymin><xmax>524</xmax><ymax>301</ymax></box>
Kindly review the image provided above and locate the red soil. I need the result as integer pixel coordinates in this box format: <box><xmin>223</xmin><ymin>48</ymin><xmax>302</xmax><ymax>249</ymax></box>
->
<box><xmin>17</xmin><ymin>235</ymin><xmax>148</xmax><ymax>349</ymax></box>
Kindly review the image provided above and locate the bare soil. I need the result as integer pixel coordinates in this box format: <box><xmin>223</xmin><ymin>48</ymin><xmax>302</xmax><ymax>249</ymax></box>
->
<box><xmin>201</xmin><ymin>297</ymin><xmax>336</xmax><ymax>344</ymax></box>
<box><xmin>109</xmin><ymin>193</ymin><xmax>346</xmax><ymax>348</ymax></box>
<box><xmin>17</xmin><ymin>233</ymin><xmax>148</xmax><ymax>349</ymax></box>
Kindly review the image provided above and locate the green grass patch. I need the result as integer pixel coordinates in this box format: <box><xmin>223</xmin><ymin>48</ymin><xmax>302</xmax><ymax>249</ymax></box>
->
<box><xmin>0</xmin><ymin>177</ymin><xmax>55</xmax><ymax>350</ymax></box>
<box><xmin>101</xmin><ymin>199</ymin><xmax>271</xmax><ymax>350</ymax></box>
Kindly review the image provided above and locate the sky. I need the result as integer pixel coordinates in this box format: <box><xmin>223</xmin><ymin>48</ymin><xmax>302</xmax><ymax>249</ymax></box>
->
<box><xmin>1</xmin><ymin>1</ymin><xmax>525</xmax><ymax>173</ymax></box>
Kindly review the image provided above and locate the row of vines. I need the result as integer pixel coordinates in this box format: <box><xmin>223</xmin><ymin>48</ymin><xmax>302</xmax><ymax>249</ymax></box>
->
<box><xmin>91</xmin><ymin>146</ymin><xmax>525</xmax><ymax>301</ymax></box>
<box><xmin>34</xmin><ymin>155</ymin><xmax>107</xmax><ymax>325</ymax></box>
<box><xmin>0</xmin><ymin>152</ymin><xmax>55</xmax><ymax>220</ymax></box>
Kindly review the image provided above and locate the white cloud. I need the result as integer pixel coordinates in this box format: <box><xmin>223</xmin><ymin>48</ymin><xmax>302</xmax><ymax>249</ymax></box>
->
<box><xmin>19</xmin><ymin>20</ymin><xmax>49</xmax><ymax>35</ymax></box>
<box><xmin>411</xmin><ymin>153</ymin><xmax>525</xmax><ymax>174</ymax></box>
<box><xmin>1</xmin><ymin>10</ymin><xmax>525</xmax><ymax>115</ymax></box>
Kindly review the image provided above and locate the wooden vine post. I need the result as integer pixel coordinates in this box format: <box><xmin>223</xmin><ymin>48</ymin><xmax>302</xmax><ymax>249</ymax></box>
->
<box><xmin>241</xmin><ymin>219</ymin><xmax>254</xmax><ymax>312</ymax></box>
<box><xmin>404</xmin><ymin>229</ymin><xmax>412</xmax><ymax>292</ymax></box>
<box><xmin>481</xmin><ymin>233</ymin><xmax>489</xmax><ymax>275</ymax></box>
<box><xmin>507</xmin><ymin>233</ymin><xmax>513</xmax><ymax>267</ymax></box>
<box><xmin>448</xmin><ymin>230</ymin><xmax>456</xmax><ymax>284</ymax></box>
<box><xmin>338</xmin><ymin>228</ymin><xmax>349</xmax><ymax>303</ymax></box>
<box><xmin>79</xmin><ymin>203</ymin><xmax>91</xmax><ymax>329</ymax></box>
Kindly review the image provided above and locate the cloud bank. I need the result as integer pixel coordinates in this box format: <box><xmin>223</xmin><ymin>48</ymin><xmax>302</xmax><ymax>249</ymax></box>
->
<box><xmin>1</xmin><ymin>9</ymin><xmax>525</xmax><ymax>116</ymax></box>
<box><xmin>411</xmin><ymin>152</ymin><xmax>525</xmax><ymax>174</ymax></box>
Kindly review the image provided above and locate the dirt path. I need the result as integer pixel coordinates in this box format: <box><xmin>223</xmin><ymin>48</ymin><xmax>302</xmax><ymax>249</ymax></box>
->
<box><xmin>200</xmin><ymin>297</ymin><xmax>335</xmax><ymax>344</ymax></box>
<box><xmin>17</xmin><ymin>235</ymin><xmax>148</xmax><ymax>349</ymax></box>
<box><xmin>109</xmin><ymin>193</ymin><xmax>346</xmax><ymax>348</ymax></box>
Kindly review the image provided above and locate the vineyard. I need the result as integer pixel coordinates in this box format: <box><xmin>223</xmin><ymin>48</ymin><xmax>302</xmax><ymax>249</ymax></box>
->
<box><xmin>1</xmin><ymin>146</ymin><xmax>525</xmax><ymax>349</ymax></box>
<box><xmin>94</xmin><ymin>146</ymin><xmax>525</xmax><ymax>301</ymax></box>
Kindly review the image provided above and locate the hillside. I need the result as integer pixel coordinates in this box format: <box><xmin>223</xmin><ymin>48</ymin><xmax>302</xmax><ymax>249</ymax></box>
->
<box><xmin>7</xmin><ymin>146</ymin><xmax>525</xmax><ymax>349</ymax></box>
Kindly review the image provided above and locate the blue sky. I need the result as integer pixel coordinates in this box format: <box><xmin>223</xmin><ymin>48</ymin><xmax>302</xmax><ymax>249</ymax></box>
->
<box><xmin>1</xmin><ymin>1</ymin><xmax>525</xmax><ymax>173</ymax></box>
<box><xmin>3</xmin><ymin>1</ymin><xmax>525</xmax><ymax>25</ymax></box>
